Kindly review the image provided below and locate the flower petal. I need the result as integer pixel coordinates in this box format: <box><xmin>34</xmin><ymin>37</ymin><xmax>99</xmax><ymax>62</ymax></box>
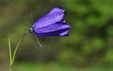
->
<box><xmin>59</xmin><ymin>30</ymin><xmax>70</xmax><ymax>36</ymax></box>
<box><xmin>62</xmin><ymin>19</ymin><xmax>66</xmax><ymax>22</ymax></box>
<box><xmin>34</xmin><ymin>28</ymin><xmax>70</xmax><ymax>36</ymax></box>
<box><xmin>32</xmin><ymin>7</ymin><xmax>65</xmax><ymax>28</ymax></box>
<box><xmin>34</xmin><ymin>21</ymin><xmax>71</xmax><ymax>36</ymax></box>
<box><xmin>32</xmin><ymin>6</ymin><xmax>71</xmax><ymax>37</ymax></box>
<box><xmin>58</xmin><ymin>5</ymin><xmax>63</xmax><ymax>9</ymax></box>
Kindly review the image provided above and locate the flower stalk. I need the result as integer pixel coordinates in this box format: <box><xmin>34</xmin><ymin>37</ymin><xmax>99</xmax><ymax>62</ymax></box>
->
<box><xmin>8</xmin><ymin>32</ymin><xmax>28</xmax><ymax>71</ymax></box>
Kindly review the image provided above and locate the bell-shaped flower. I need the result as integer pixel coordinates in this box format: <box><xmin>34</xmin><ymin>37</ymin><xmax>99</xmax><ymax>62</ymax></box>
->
<box><xmin>32</xmin><ymin>6</ymin><xmax>71</xmax><ymax>37</ymax></box>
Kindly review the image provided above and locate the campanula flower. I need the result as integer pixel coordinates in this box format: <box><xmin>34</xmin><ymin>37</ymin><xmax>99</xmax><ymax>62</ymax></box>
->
<box><xmin>29</xmin><ymin>6</ymin><xmax>71</xmax><ymax>37</ymax></box>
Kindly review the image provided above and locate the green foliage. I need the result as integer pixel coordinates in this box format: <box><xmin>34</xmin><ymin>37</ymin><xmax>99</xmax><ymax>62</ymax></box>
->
<box><xmin>0</xmin><ymin>0</ymin><xmax>113</xmax><ymax>68</ymax></box>
<box><xmin>13</xmin><ymin>62</ymin><xmax>113</xmax><ymax>71</ymax></box>
<box><xmin>59</xmin><ymin>0</ymin><xmax>113</xmax><ymax>66</ymax></box>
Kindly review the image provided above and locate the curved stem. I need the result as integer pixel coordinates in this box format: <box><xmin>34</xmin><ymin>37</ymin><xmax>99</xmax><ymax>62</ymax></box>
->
<box><xmin>9</xmin><ymin>31</ymin><xmax>28</xmax><ymax>71</ymax></box>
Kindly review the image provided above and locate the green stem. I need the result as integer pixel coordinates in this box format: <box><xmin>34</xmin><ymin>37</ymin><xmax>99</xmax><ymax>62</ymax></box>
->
<box><xmin>11</xmin><ymin>36</ymin><xmax>23</xmax><ymax>67</ymax></box>
<box><xmin>9</xmin><ymin>31</ymin><xmax>28</xmax><ymax>71</ymax></box>
<box><xmin>9</xmin><ymin>67</ymin><xmax>12</xmax><ymax>71</ymax></box>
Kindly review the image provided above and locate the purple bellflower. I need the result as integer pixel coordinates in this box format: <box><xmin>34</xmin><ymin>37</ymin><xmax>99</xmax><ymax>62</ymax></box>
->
<box><xmin>27</xmin><ymin>6</ymin><xmax>71</xmax><ymax>37</ymax></box>
<box><xmin>21</xmin><ymin>6</ymin><xmax>71</xmax><ymax>47</ymax></box>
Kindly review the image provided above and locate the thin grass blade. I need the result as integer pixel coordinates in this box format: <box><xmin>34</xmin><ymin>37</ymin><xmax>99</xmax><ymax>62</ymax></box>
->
<box><xmin>8</xmin><ymin>37</ymin><xmax>12</xmax><ymax>71</ymax></box>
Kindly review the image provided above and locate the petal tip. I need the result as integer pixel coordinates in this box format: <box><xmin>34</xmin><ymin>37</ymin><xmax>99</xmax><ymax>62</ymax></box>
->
<box><xmin>59</xmin><ymin>31</ymin><xmax>70</xmax><ymax>37</ymax></box>
<box><xmin>61</xmin><ymin>34</ymin><xmax>70</xmax><ymax>37</ymax></box>
<box><xmin>58</xmin><ymin>5</ymin><xmax>63</xmax><ymax>9</ymax></box>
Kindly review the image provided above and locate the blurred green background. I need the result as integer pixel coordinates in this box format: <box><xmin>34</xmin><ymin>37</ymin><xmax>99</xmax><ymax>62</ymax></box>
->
<box><xmin>0</xmin><ymin>0</ymin><xmax>113</xmax><ymax>71</ymax></box>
